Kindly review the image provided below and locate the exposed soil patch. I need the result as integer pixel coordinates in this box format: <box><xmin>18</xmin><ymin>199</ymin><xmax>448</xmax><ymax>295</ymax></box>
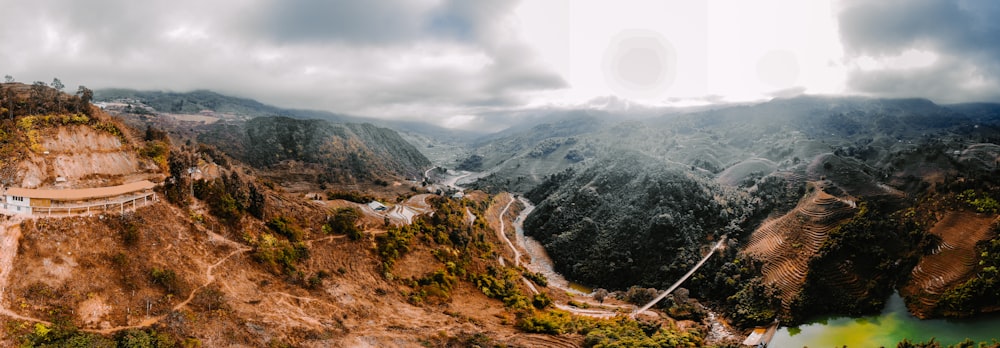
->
<box><xmin>743</xmin><ymin>181</ymin><xmax>856</xmax><ymax>307</ymax></box>
<box><xmin>902</xmin><ymin>211</ymin><xmax>997</xmax><ymax>317</ymax></box>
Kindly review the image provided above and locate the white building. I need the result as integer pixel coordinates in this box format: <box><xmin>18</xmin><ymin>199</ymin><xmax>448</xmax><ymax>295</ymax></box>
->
<box><xmin>1</xmin><ymin>180</ymin><xmax>156</xmax><ymax>216</ymax></box>
<box><xmin>367</xmin><ymin>201</ymin><xmax>387</xmax><ymax>211</ymax></box>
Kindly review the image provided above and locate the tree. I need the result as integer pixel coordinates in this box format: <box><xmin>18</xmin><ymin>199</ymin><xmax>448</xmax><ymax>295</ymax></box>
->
<box><xmin>51</xmin><ymin>78</ymin><xmax>65</xmax><ymax>110</ymax></box>
<box><xmin>50</xmin><ymin>78</ymin><xmax>64</xmax><ymax>92</ymax></box>
<box><xmin>3</xmin><ymin>86</ymin><xmax>13</xmax><ymax>119</ymax></box>
<box><xmin>76</xmin><ymin>85</ymin><xmax>93</xmax><ymax>114</ymax></box>
<box><xmin>30</xmin><ymin>81</ymin><xmax>47</xmax><ymax>114</ymax></box>
<box><xmin>328</xmin><ymin>207</ymin><xmax>363</xmax><ymax>240</ymax></box>
<box><xmin>3</xmin><ymin>75</ymin><xmax>12</xmax><ymax>83</ymax></box>
<box><xmin>593</xmin><ymin>288</ymin><xmax>609</xmax><ymax>304</ymax></box>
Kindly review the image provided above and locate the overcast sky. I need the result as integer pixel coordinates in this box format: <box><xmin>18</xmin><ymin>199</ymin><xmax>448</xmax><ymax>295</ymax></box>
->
<box><xmin>2</xmin><ymin>0</ymin><xmax>999</xmax><ymax>130</ymax></box>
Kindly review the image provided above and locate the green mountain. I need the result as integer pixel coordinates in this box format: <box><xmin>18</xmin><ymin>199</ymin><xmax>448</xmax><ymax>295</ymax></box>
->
<box><xmin>476</xmin><ymin>96</ymin><xmax>1000</xmax><ymax>324</ymax></box>
<box><xmin>197</xmin><ymin>116</ymin><xmax>431</xmax><ymax>183</ymax></box>
<box><xmin>94</xmin><ymin>88</ymin><xmax>484</xmax><ymax>142</ymax></box>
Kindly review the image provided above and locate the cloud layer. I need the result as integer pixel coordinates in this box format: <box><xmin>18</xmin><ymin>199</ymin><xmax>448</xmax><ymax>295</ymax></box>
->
<box><xmin>2</xmin><ymin>0</ymin><xmax>999</xmax><ymax>131</ymax></box>
<box><xmin>838</xmin><ymin>0</ymin><xmax>1000</xmax><ymax>103</ymax></box>
<box><xmin>0</xmin><ymin>0</ymin><xmax>564</xmax><ymax>127</ymax></box>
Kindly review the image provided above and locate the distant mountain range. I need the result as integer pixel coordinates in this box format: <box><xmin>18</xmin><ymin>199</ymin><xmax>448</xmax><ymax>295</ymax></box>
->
<box><xmin>94</xmin><ymin>88</ymin><xmax>484</xmax><ymax>142</ymax></box>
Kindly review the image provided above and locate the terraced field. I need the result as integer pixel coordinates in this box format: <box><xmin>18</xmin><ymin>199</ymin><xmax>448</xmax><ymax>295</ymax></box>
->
<box><xmin>903</xmin><ymin>211</ymin><xmax>997</xmax><ymax>314</ymax></box>
<box><xmin>508</xmin><ymin>333</ymin><xmax>582</xmax><ymax>348</ymax></box>
<box><xmin>743</xmin><ymin>182</ymin><xmax>857</xmax><ymax>307</ymax></box>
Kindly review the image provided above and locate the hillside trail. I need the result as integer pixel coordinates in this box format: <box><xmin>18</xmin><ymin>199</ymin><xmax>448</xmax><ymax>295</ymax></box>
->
<box><xmin>86</xmin><ymin>230</ymin><xmax>251</xmax><ymax>334</ymax></box>
<box><xmin>497</xmin><ymin>198</ymin><xmax>540</xmax><ymax>295</ymax></box>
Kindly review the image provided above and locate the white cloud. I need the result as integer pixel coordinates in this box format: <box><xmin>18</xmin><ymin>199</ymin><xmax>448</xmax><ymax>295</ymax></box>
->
<box><xmin>1</xmin><ymin>0</ymin><xmax>997</xmax><ymax>132</ymax></box>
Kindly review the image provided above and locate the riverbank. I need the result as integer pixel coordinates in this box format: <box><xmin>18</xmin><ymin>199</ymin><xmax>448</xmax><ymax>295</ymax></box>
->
<box><xmin>770</xmin><ymin>293</ymin><xmax>1000</xmax><ymax>347</ymax></box>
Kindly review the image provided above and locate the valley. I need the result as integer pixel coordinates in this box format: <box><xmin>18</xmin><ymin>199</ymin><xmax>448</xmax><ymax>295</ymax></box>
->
<box><xmin>0</xmin><ymin>83</ymin><xmax>998</xmax><ymax>347</ymax></box>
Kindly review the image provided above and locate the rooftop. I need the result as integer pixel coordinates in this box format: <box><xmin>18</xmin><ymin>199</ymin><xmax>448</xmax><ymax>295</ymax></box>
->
<box><xmin>4</xmin><ymin>180</ymin><xmax>156</xmax><ymax>201</ymax></box>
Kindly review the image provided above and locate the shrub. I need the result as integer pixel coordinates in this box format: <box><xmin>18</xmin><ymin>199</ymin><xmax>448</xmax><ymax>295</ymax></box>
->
<box><xmin>150</xmin><ymin>267</ymin><xmax>181</xmax><ymax>295</ymax></box>
<box><xmin>327</xmin><ymin>207</ymin><xmax>362</xmax><ymax>240</ymax></box>
<box><xmin>523</xmin><ymin>271</ymin><xmax>548</xmax><ymax>287</ymax></box>
<box><xmin>266</xmin><ymin>216</ymin><xmax>303</xmax><ymax>242</ymax></box>
<box><xmin>251</xmin><ymin>233</ymin><xmax>309</xmax><ymax>276</ymax></box>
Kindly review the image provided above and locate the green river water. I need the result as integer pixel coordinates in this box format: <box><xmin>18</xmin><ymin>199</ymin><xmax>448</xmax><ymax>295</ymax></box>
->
<box><xmin>769</xmin><ymin>293</ymin><xmax>1000</xmax><ymax>347</ymax></box>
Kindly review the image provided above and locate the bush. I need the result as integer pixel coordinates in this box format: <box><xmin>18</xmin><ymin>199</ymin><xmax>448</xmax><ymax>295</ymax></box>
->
<box><xmin>327</xmin><ymin>207</ymin><xmax>363</xmax><ymax>240</ymax></box>
<box><xmin>622</xmin><ymin>286</ymin><xmax>658</xmax><ymax>306</ymax></box>
<box><xmin>251</xmin><ymin>233</ymin><xmax>309</xmax><ymax>276</ymax></box>
<box><xmin>266</xmin><ymin>216</ymin><xmax>303</xmax><ymax>242</ymax></box>
<box><xmin>523</xmin><ymin>271</ymin><xmax>548</xmax><ymax>287</ymax></box>
<box><xmin>150</xmin><ymin>267</ymin><xmax>182</xmax><ymax>295</ymax></box>
<box><xmin>532</xmin><ymin>293</ymin><xmax>553</xmax><ymax>309</ymax></box>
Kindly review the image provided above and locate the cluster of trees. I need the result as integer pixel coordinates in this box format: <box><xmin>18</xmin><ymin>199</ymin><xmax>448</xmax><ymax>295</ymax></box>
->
<box><xmin>165</xmin><ymin>148</ymin><xmax>265</xmax><ymax>221</ymax></box>
<box><xmin>198</xmin><ymin>117</ymin><xmax>430</xmax><ymax>184</ymax></box>
<box><xmin>897</xmin><ymin>338</ymin><xmax>1000</xmax><ymax>348</ymax></box>
<box><xmin>141</xmin><ymin>126</ymin><xmax>171</xmax><ymax>172</ymax></box>
<box><xmin>19</xmin><ymin>322</ymin><xmax>195</xmax><ymax>348</ymax></box>
<box><xmin>523</xmin><ymin>152</ymin><xmax>753</xmax><ymax>290</ymax></box>
<box><xmin>250</xmin><ymin>219</ymin><xmax>310</xmax><ymax>278</ymax></box>
<box><xmin>0</xmin><ymin>77</ymin><xmax>93</xmax><ymax>119</ymax></box>
<box><xmin>325</xmin><ymin>207</ymin><xmax>363</xmax><ymax>240</ymax></box>
<box><xmin>937</xmin><ymin>230</ymin><xmax>1000</xmax><ymax>317</ymax></box>
<box><xmin>516</xmin><ymin>311</ymin><xmax>705</xmax><ymax>347</ymax></box>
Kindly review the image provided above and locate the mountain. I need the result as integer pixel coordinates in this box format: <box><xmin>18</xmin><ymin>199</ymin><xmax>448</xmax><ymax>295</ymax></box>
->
<box><xmin>6</xmin><ymin>82</ymin><xmax>717</xmax><ymax>347</ymax></box>
<box><xmin>197</xmin><ymin>116</ymin><xmax>431</xmax><ymax>183</ymax></box>
<box><xmin>94</xmin><ymin>88</ymin><xmax>484</xmax><ymax>142</ymax></box>
<box><xmin>473</xmin><ymin>95</ymin><xmax>1000</xmax><ymax>324</ymax></box>
<box><xmin>5</xmin><ymin>83</ymin><xmax>1000</xmax><ymax>346</ymax></box>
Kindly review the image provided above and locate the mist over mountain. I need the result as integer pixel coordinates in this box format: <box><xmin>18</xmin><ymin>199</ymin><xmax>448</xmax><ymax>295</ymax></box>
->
<box><xmin>95</xmin><ymin>88</ymin><xmax>485</xmax><ymax>142</ymax></box>
<box><xmin>466</xmin><ymin>95</ymin><xmax>1000</xmax><ymax>324</ymax></box>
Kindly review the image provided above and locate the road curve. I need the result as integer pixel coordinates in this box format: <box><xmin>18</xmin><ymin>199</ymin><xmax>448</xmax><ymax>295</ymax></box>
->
<box><xmin>497</xmin><ymin>197</ymin><xmax>521</xmax><ymax>267</ymax></box>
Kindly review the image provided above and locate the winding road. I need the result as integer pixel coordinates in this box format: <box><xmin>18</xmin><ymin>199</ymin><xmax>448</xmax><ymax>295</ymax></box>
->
<box><xmin>496</xmin><ymin>197</ymin><xmax>522</xmax><ymax>267</ymax></box>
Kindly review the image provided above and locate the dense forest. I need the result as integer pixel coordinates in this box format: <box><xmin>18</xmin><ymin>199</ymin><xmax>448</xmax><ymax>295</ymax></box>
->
<box><xmin>197</xmin><ymin>116</ymin><xmax>430</xmax><ymax>183</ymax></box>
<box><xmin>493</xmin><ymin>96</ymin><xmax>1000</xmax><ymax>324</ymax></box>
<box><xmin>523</xmin><ymin>152</ymin><xmax>756</xmax><ymax>289</ymax></box>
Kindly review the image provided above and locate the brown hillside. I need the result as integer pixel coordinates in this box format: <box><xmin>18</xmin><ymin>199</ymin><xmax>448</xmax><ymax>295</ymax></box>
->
<box><xmin>0</xmin><ymin>199</ymin><xmax>533</xmax><ymax>346</ymax></box>
<box><xmin>902</xmin><ymin>211</ymin><xmax>997</xmax><ymax>317</ymax></box>
<box><xmin>743</xmin><ymin>181</ymin><xmax>856</xmax><ymax>308</ymax></box>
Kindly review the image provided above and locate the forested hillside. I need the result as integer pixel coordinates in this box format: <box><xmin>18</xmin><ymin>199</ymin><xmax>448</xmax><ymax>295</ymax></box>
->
<box><xmin>483</xmin><ymin>96</ymin><xmax>1000</xmax><ymax>323</ymax></box>
<box><xmin>523</xmin><ymin>152</ymin><xmax>756</xmax><ymax>289</ymax></box>
<box><xmin>198</xmin><ymin>116</ymin><xmax>430</xmax><ymax>183</ymax></box>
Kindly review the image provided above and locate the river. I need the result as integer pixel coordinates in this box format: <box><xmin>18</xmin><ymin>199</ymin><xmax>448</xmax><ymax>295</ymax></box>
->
<box><xmin>510</xmin><ymin>197</ymin><xmax>999</xmax><ymax>346</ymax></box>
<box><xmin>512</xmin><ymin>197</ymin><xmax>593</xmax><ymax>295</ymax></box>
<box><xmin>770</xmin><ymin>293</ymin><xmax>1000</xmax><ymax>347</ymax></box>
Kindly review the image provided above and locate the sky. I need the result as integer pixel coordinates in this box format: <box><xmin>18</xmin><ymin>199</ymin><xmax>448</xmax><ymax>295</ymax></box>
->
<box><xmin>2</xmin><ymin>0</ymin><xmax>999</xmax><ymax>131</ymax></box>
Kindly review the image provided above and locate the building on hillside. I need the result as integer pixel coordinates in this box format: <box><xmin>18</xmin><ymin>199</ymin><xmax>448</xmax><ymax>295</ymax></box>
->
<box><xmin>367</xmin><ymin>201</ymin><xmax>387</xmax><ymax>211</ymax></box>
<box><xmin>1</xmin><ymin>180</ymin><xmax>157</xmax><ymax>216</ymax></box>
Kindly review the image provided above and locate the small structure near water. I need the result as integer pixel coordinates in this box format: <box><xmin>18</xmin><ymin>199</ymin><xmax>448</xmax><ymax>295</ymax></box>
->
<box><xmin>742</xmin><ymin>321</ymin><xmax>779</xmax><ymax>347</ymax></box>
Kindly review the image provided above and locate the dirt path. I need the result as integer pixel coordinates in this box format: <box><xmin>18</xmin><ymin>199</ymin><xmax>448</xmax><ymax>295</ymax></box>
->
<box><xmin>86</xmin><ymin>239</ymin><xmax>251</xmax><ymax>335</ymax></box>
<box><xmin>497</xmin><ymin>197</ymin><xmax>521</xmax><ymax>267</ymax></box>
<box><xmin>495</xmin><ymin>196</ymin><xmax>626</xmax><ymax>318</ymax></box>
<box><xmin>442</xmin><ymin>171</ymin><xmax>472</xmax><ymax>190</ymax></box>
<box><xmin>554</xmin><ymin>304</ymin><xmax>618</xmax><ymax>319</ymax></box>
